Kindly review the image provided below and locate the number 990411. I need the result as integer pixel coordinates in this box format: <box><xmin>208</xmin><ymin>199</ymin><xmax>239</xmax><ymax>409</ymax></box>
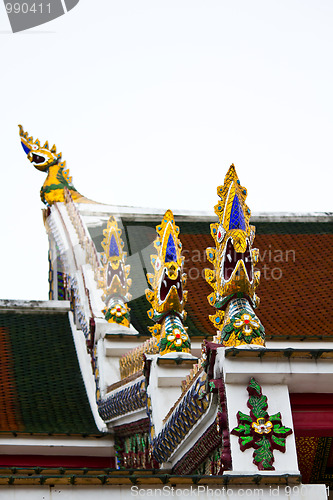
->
<box><xmin>5</xmin><ymin>3</ymin><xmax>51</xmax><ymax>14</ymax></box>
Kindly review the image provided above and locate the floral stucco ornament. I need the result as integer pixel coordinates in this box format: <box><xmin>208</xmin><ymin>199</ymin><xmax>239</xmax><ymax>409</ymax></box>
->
<box><xmin>231</xmin><ymin>378</ymin><xmax>292</xmax><ymax>470</ymax></box>
<box><xmin>222</xmin><ymin>309</ymin><xmax>265</xmax><ymax>346</ymax></box>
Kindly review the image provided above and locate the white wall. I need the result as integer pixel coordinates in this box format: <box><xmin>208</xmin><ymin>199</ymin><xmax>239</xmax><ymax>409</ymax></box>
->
<box><xmin>0</xmin><ymin>484</ymin><xmax>327</xmax><ymax>499</ymax></box>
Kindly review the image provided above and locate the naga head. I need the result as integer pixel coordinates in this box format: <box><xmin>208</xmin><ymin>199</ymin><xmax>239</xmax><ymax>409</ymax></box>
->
<box><xmin>19</xmin><ymin>124</ymin><xmax>61</xmax><ymax>171</ymax></box>
<box><xmin>146</xmin><ymin>210</ymin><xmax>187</xmax><ymax>322</ymax></box>
<box><xmin>99</xmin><ymin>216</ymin><xmax>132</xmax><ymax>326</ymax></box>
<box><xmin>205</xmin><ymin>165</ymin><xmax>260</xmax><ymax>327</ymax></box>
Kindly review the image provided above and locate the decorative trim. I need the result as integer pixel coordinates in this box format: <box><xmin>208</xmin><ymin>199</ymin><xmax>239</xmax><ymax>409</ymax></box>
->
<box><xmin>173</xmin><ymin>421</ymin><xmax>222</xmax><ymax>475</ymax></box>
<box><xmin>310</xmin><ymin>437</ymin><xmax>333</xmax><ymax>486</ymax></box>
<box><xmin>0</xmin><ymin>469</ymin><xmax>302</xmax><ymax>486</ymax></box>
<box><xmin>115</xmin><ymin>430</ymin><xmax>158</xmax><ymax>470</ymax></box>
<box><xmin>152</xmin><ymin>373</ymin><xmax>210</xmax><ymax>463</ymax></box>
<box><xmin>295</xmin><ymin>436</ymin><xmax>319</xmax><ymax>484</ymax></box>
<box><xmin>64</xmin><ymin>187</ymin><xmax>100</xmax><ymax>279</ymax></box>
<box><xmin>113</xmin><ymin>418</ymin><xmax>150</xmax><ymax>437</ymax></box>
<box><xmin>173</xmin><ymin>379</ymin><xmax>231</xmax><ymax>475</ymax></box>
<box><xmin>119</xmin><ymin>338</ymin><xmax>158</xmax><ymax>380</ymax></box>
<box><xmin>98</xmin><ymin>379</ymin><xmax>146</xmax><ymax>422</ymax></box>
<box><xmin>107</xmin><ymin>371</ymin><xmax>144</xmax><ymax>393</ymax></box>
<box><xmin>0</xmin><ymin>455</ymin><xmax>115</xmax><ymax>468</ymax></box>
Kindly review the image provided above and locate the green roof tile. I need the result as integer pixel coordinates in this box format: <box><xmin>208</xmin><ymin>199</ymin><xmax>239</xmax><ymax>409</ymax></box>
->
<box><xmin>0</xmin><ymin>312</ymin><xmax>102</xmax><ymax>436</ymax></box>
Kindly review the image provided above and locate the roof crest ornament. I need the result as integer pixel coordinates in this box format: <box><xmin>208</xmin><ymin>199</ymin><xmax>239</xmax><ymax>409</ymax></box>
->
<box><xmin>98</xmin><ymin>216</ymin><xmax>132</xmax><ymax>328</ymax></box>
<box><xmin>205</xmin><ymin>164</ymin><xmax>265</xmax><ymax>347</ymax></box>
<box><xmin>145</xmin><ymin>210</ymin><xmax>190</xmax><ymax>355</ymax></box>
<box><xmin>19</xmin><ymin>124</ymin><xmax>89</xmax><ymax>205</ymax></box>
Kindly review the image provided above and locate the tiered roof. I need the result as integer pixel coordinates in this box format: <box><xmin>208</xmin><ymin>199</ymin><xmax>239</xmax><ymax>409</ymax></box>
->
<box><xmin>0</xmin><ymin>301</ymin><xmax>103</xmax><ymax>436</ymax></box>
<box><xmin>13</xmin><ymin>126</ymin><xmax>333</xmax><ymax>493</ymax></box>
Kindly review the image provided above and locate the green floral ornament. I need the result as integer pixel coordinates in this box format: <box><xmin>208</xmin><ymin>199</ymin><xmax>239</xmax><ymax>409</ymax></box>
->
<box><xmin>103</xmin><ymin>304</ymin><xmax>130</xmax><ymax>326</ymax></box>
<box><xmin>221</xmin><ymin>309</ymin><xmax>265</xmax><ymax>346</ymax></box>
<box><xmin>231</xmin><ymin>378</ymin><xmax>292</xmax><ymax>470</ymax></box>
<box><xmin>159</xmin><ymin>325</ymin><xmax>190</xmax><ymax>353</ymax></box>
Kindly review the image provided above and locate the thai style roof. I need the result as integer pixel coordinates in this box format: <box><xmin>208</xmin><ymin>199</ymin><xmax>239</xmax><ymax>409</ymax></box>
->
<box><xmin>0</xmin><ymin>301</ymin><xmax>104</xmax><ymax>436</ymax></box>
<box><xmin>15</xmin><ymin>127</ymin><xmax>333</xmax><ymax>494</ymax></box>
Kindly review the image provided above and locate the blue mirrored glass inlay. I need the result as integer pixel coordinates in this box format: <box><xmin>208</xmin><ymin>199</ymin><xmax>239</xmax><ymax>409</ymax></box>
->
<box><xmin>165</xmin><ymin>233</ymin><xmax>177</xmax><ymax>262</ymax></box>
<box><xmin>229</xmin><ymin>194</ymin><xmax>246</xmax><ymax>230</ymax></box>
<box><xmin>21</xmin><ymin>141</ymin><xmax>31</xmax><ymax>154</ymax></box>
<box><xmin>109</xmin><ymin>234</ymin><xmax>120</xmax><ymax>257</ymax></box>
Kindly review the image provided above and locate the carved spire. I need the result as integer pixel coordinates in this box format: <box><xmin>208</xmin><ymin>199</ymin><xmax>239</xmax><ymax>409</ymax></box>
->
<box><xmin>98</xmin><ymin>216</ymin><xmax>132</xmax><ymax>327</ymax></box>
<box><xmin>205</xmin><ymin>165</ymin><xmax>265</xmax><ymax>346</ymax></box>
<box><xmin>145</xmin><ymin>210</ymin><xmax>190</xmax><ymax>355</ymax></box>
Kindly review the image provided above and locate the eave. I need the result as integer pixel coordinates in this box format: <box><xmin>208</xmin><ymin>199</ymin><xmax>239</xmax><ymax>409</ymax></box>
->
<box><xmin>0</xmin><ymin>468</ymin><xmax>301</xmax><ymax>486</ymax></box>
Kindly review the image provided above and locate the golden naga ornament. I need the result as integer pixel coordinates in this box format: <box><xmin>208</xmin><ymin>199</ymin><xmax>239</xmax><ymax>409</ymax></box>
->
<box><xmin>205</xmin><ymin>164</ymin><xmax>265</xmax><ymax>347</ymax></box>
<box><xmin>98</xmin><ymin>216</ymin><xmax>132</xmax><ymax>328</ymax></box>
<box><xmin>145</xmin><ymin>210</ymin><xmax>190</xmax><ymax>355</ymax></box>
<box><xmin>19</xmin><ymin>124</ymin><xmax>89</xmax><ymax>205</ymax></box>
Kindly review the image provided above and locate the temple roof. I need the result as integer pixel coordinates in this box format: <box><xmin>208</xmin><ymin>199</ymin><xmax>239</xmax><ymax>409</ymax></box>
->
<box><xmin>83</xmin><ymin>212</ymin><xmax>333</xmax><ymax>341</ymax></box>
<box><xmin>0</xmin><ymin>301</ymin><xmax>104</xmax><ymax>436</ymax></box>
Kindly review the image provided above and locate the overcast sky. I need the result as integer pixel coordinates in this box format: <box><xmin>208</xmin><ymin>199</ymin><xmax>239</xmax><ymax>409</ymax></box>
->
<box><xmin>1</xmin><ymin>0</ymin><xmax>332</xmax><ymax>300</ymax></box>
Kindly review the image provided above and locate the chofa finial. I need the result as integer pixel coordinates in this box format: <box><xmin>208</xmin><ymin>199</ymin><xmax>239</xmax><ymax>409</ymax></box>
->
<box><xmin>98</xmin><ymin>216</ymin><xmax>132</xmax><ymax>327</ymax></box>
<box><xmin>145</xmin><ymin>210</ymin><xmax>190</xmax><ymax>355</ymax></box>
<box><xmin>19</xmin><ymin>124</ymin><xmax>84</xmax><ymax>205</ymax></box>
<box><xmin>205</xmin><ymin>165</ymin><xmax>265</xmax><ymax>347</ymax></box>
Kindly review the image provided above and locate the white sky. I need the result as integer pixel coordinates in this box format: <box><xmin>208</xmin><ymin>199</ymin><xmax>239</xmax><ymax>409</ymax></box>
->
<box><xmin>0</xmin><ymin>0</ymin><xmax>332</xmax><ymax>300</ymax></box>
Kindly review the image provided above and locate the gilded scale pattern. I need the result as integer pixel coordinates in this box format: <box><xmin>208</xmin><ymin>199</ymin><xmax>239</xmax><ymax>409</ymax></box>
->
<box><xmin>145</xmin><ymin>210</ymin><xmax>190</xmax><ymax>355</ymax></box>
<box><xmin>98</xmin><ymin>216</ymin><xmax>132</xmax><ymax>327</ymax></box>
<box><xmin>205</xmin><ymin>164</ymin><xmax>265</xmax><ymax>346</ymax></box>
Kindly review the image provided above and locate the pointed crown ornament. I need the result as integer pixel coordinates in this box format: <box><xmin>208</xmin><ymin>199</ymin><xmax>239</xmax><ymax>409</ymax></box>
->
<box><xmin>98</xmin><ymin>216</ymin><xmax>132</xmax><ymax>327</ymax></box>
<box><xmin>19</xmin><ymin>124</ymin><xmax>84</xmax><ymax>205</ymax></box>
<box><xmin>19</xmin><ymin>124</ymin><xmax>62</xmax><ymax>171</ymax></box>
<box><xmin>145</xmin><ymin>210</ymin><xmax>190</xmax><ymax>355</ymax></box>
<box><xmin>205</xmin><ymin>165</ymin><xmax>265</xmax><ymax>346</ymax></box>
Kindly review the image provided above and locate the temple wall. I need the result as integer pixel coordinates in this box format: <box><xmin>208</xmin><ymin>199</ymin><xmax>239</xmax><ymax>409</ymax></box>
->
<box><xmin>0</xmin><ymin>484</ymin><xmax>328</xmax><ymax>499</ymax></box>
